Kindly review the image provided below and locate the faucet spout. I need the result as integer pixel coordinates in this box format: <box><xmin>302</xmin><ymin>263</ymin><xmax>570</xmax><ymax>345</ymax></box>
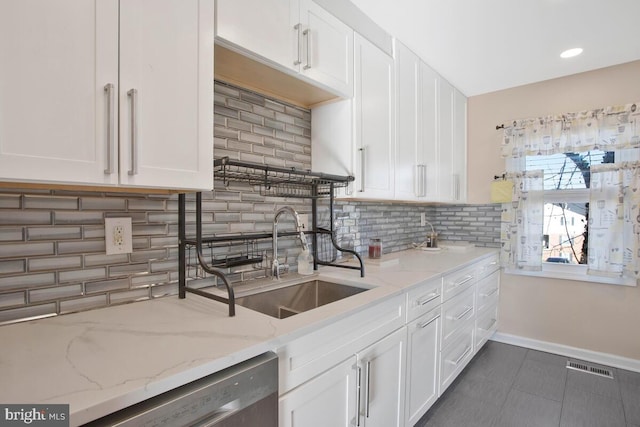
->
<box><xmin>272</xmin><ymin>206</ymin><xmax>308</xmax><ymax>279</ymax></box>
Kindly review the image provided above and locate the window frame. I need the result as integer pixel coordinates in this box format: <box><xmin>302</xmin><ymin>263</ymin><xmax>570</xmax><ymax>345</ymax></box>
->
<box><xmin>504</xmin><ymin>153</ymin><xmax>637</xmax><ymax>287</ymax></box>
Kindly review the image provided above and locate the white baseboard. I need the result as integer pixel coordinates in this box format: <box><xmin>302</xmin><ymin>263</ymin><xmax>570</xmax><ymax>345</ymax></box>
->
<box><xmin>490</xmin><ymin>332</ymin><xmax>640</xmax><ymax>374</ymax></box>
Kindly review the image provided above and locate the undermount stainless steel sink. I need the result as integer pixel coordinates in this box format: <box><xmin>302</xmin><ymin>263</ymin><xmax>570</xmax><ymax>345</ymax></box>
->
<box><xmin>236</xmin><ymin>280</ymin><xmax>369</xmax><ymax>319</ymax></box>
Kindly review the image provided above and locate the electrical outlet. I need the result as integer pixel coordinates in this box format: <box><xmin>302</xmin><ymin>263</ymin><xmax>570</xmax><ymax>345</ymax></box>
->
<box><xmin>105</xmin><ymin>217</ymin><xmax>133</xmax><ymax>255</ymax></box>
<box><xmin>299</xmin><ymin>214</ymin><xmax>310</xmax><ymax>231</ymax></box>
<box><xmin>420</xmin><ymin>213</ymin><xmax>426</xmax><ymax>227</ymax></box>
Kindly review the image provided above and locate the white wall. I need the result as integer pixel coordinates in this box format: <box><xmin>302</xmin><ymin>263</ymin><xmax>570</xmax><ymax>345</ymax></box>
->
<box><xmin>467</xmin><ymin>60</ymin><xmax>640</xmax><ymax>361</ymax></box>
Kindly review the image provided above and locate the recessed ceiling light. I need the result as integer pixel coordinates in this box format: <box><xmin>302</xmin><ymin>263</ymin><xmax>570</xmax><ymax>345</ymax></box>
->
<box><xmin>560</xmin><ymin>48</ymin><xmax>583</xmax><ymax>59</ymax></box>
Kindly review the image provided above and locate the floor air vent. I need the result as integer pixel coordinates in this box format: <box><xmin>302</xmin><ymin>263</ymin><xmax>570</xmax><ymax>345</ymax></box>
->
<box><xmin>566</xmin><ymin>361</ymin><xmax>614</xmax><ymax>379</ymax></box>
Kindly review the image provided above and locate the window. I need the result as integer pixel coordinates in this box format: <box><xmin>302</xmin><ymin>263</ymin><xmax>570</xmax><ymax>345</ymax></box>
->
<box><xmin>524</xmin><ymin>150</ymin><xmax>612</xmax><ymax>265</ymax></box>
<box><xmin>500</xmin><ymin>101</ymin><xmax>640</xmax><ymax>286</ymax></box>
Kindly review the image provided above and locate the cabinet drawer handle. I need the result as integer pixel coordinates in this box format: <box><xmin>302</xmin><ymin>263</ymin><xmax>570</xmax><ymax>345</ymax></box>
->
<box><xmin>414</xmin><ymin>164</ymin><xmax>420</xmax><ymax>197</ymax></box>
<box><xmin>479</xmin><ymin>318</ymin><xmax>497</xmax><ymax>331</ymax></box>
<box><xmin>303</xmin><ymin>28</ymin><xmax>311</xmax><ymax>70</ymax></box>
<box><xmin>359</xmin><ymin>147</ymin><xmax>365</xmax><ymax>192</ymax></box>
<box><xmin>453</xmin><ymin>306</ymin><xmax>472</xmax><ymax>320</ymax></box>
<box><xmin>127</xmin><ymin>88</ymin><xmax>138</xmax><ymax>176</ymax></box>
<box><xmin>480</xmin><ymin>287</ymin><xmax>498</xmax><ymax>298</ymax></box>
<box><xmin>365</xmin><ymin>361</ymin><xmax>371</xmax><ymax>418</ymax></box>
<box><xmin>417</xmin><ymin>292</ymin><xmax>439</xmax><ymax>306</ymax></box>
<box><xmin>418</xmin><ymin>314</ymin><xmax>440</xmax><ymax>329</ymax></box>
<box><xmin>356</xmin><ymin>365</ymin><xmax>362</xmax><ymax>426</ymax></box>
<box><xmin>448</xmin><ymin>345</ymin><xmax>472</xmax><ymax>366</ymax></box>
<box><xmin>104</xmin><ymin>83</ymin><xmax>115</xmax><ymax>174</ymax></box>
<box><xmin>293</xmin><ymin>24</ymin><xmax>302</xmax><ymax>66</ymax></box>
<box><xmin>450</xmin><ymin>275</ymin><xmax>473</xmax><ymax>288</ymax></box>
<box><xmin>454</xmin><ymin>173</ymin><xmax>460</xmax><ymax>200</ymax></box>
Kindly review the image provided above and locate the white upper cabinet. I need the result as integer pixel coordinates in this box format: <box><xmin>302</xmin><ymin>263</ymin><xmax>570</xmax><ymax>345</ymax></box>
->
<box><xmin>119</xmin><ymin>0</ymin><xmax>214</xmax><ymax>190</ymax></box>
<box><xmin>216</xmin><ymin>0</ymin><xmax>353</xmax><ymax>98</ymax></box>
<box><xmin>215</xmin><ymin>0</ymin><xmax>298</xmax><ymax>73</ymax></box>
<box><xmin>436</xmin><ymin>79</ymin><xmax>467</xmax><ymax>202</ymax></box>
<box><xmin>312</xmin><ymin>33</ymin><xmax>395</xmax><ymax>200</ymax></box>
<box><xmin>393</xmin><ymin>40</ymin><xmax>466</xmax><ymax>203</ymax></box>
<box><xmin>0</xmin><ymin>0</ymin><xmax>214</xmax><ymax>191</ymax></box>
<box><xmin>353</xmin><ymin>33</ymin><xmax>395</xmax><ymax>199</ymax></box>
<box><xmin>394</xmin><ymin>41</ymin><xmax>422</xmax><ymax>201</ymax></box>
<box><xmin>0</xmin><ymin>0</ymin><xmax>119</xmax><ymax>186</ymax></box>
<box><xmin>453</xmin><ymin>88</ymin><xmax>468</xmax><ymax>202</ymax></box>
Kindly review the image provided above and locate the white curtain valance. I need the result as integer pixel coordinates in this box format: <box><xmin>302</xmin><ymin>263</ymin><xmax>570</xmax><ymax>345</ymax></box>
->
<box><xmin>501</xmin><ymin>102</ymin><xmax>640</xmax><ymax>158</ymax></box>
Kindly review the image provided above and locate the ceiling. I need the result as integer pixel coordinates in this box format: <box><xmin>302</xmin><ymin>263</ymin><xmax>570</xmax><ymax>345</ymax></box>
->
<box><xmin>348</xmin><ymin>0</ymin><xmax>640</xmax><ymax>97</ymax></box>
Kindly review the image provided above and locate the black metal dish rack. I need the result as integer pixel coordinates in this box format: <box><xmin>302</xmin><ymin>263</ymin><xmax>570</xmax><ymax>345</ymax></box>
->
<box><xmin>178</xmin><ymin>157</ymin><xmax>365</xmax><ymax>317</ymax></box>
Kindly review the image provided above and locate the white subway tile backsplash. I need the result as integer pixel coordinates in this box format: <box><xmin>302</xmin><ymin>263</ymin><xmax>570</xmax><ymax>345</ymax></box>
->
<box><xmin>109</xmin><ymin>288</ymin><xmax>150</xmax><ymax>304</ymax></box>
<box><xmin>29</xmin><ymin>284</ymin><xmax>83</xmax><ymax>303</ymax></box>
<box><xmin>85</xmin><ymin>278</ymin><xmax>130</xmax><ymax>294</ymax></box>
<box><xmin>0</xmin><ymin>194</ymin><xmax>21</xmax><ymax>209</ymax></box>
<box><xmin>59</xmin><ymin>267</ymin><xmax>106</xmax><ymax>283</ymax></box>
<box><xmin>60</xmin><ymin>295</ymin><xmax>107</xmax><ymax>314</ymax></box>
<box><xmin>27</xmin><ymin>226</ymin><xmax>82</xmax><ymax>241</ymax></box>
<box><xmin>29</xmin><ymin>256</ymin><xmax>82</xmax><ymax>272</ymax></box>
<box><xmin>0</xmin><ymin>211</ymin><xmax>52</xmax><ymax>225</ymax></box>
<box><xmin>0</xmin><ymin>260</ymin><xmax>25</xmax><ymax>275</ymax></box>
<box><xmin>58</xmin><ymin>240</ymin><xmax>105</xmax><ymax>255</ymax></box>
<box><xmin>24</xmin><ymin>195</ymin><xmax>78</xmax><ymax>210</ymax></box>
<box><xmin>0</xmin><ymin>242</ymin><xmax>54</xmax><ymax>258</ymax></box>
<box><xmin>54</xmin><ymin>211</ymin><xmax>104</xmax><ymax>224</ymax></box>
<box><xmin>0</xmin><ymin>291</ymin><xmax>25</xmax><ymax>308</ymax></box>
<box><xmin>0</xmin><ymin>303</ymin><xmax>56</xmax><ymax>325</ymax></box>
<box><xmin>0</xmin><ymin>273</ymin><xmax>56</xmax><ymax>291</ymax></box>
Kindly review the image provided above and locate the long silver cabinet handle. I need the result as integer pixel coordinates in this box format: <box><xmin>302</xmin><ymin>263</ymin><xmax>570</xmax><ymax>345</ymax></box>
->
<box><xmin>422</xmin><ymin>165</ymin><xmax>428</xmax><ymax>197</ymax></box>
<box><xmin>450</xmin><ymin>346</ymin><xmax>472</xmax><ymax>366</ymax></box>
<box><xmin>451</xmin><ymin>275</ymin><xmax>473</xmax><ymax>288</ymax></box>
<box><xmin>303</xmin><ymin>28</ymin><xmax>311</xmax><ymax>70</ymax></box>
<box><xmin>417</xmin><ymin>292</ymin><xmax>439</xmax><ymax>306</ymax></box>
<box><xmin>127</xmin><ymin>88</ymin><xmax>138</xmax><ymax>176</ymax></box>
<box><xmin>293</xmin><ymin>24</ymin><xmax>302</xmax><ymax>66</ymax></box>
<box><xmin>356</xmin><ymin>365</ymin><xmax>362</xmax><ymax>426</ymax></box>
<box><xmin>104</xmin><ymin>83</ymin><xmax>115</xmax><ymax>174</ymax></box>
<box><xmin>480</xmin><ymin>287</ymin><xmax>499</xmax><ymax>298</ymax></box>
<box><xmin>414</xmin><ymin>164</ymin><xmax>420</xmax><ymax>197</ymax></box>
<box><xmin>453</xmin><ymin>306</ymin><xmax>473</xmax><ymax>320</ymax></box>
<box><xmin>359</xmin><ymin>147</ymin><xmax>365</xmax><ymax>192</ymax></box>
<box><xmin>365</xmin><ymin>361</ymin><xmax>371</xmax><ymax>418</ymax></box>
<box><xmin>418</xmin><ymin>313</ymin><xmax>440</xmax><ymax>329</ymax></box>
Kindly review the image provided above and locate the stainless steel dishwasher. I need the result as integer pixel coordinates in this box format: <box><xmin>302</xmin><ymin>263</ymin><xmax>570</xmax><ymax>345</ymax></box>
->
<box><xmin>83</xmin><ymin>352</ymin><xmax>278</xmax><ymax>427</ymax></box>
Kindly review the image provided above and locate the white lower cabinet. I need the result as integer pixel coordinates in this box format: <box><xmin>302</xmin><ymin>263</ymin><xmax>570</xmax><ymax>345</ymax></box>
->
<box><xmin>405</xmin><ymin>307</ymin><xmax>441</xmax><ymax>426</ymax></box>
<box><xmin>279</xmin><ymin>356</ymin><xmax>358</xmax><ymax>427</ymax></box>
<box><xmin>356</xmin><ymin>327</ymin><xmax>406</xmax><ymax>427</ymax></box>
<box><xmin>277</xmin><ymin>253</ymin><xmax>500</xmax><ymax>427</ymax></box>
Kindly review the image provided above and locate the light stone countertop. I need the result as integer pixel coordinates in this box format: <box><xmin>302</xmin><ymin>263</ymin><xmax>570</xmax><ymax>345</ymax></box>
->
<box><xmin>0</xmin><ymin>246</ymin><xmax>497</xmax><ymax>426</ymax></box>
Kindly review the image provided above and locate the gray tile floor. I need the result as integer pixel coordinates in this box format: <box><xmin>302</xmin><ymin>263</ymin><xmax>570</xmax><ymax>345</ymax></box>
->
<box><xmin>415</xmin><ymin>341</ymin><xmax>640</xmax><ymax>427</ymax></box>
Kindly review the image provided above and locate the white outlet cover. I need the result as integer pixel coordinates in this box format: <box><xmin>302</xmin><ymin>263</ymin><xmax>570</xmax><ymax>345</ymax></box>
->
<box><xmin>105</xmin><ymin>217</ymin><xmax>133</xmax><ymax>255</ymax></box>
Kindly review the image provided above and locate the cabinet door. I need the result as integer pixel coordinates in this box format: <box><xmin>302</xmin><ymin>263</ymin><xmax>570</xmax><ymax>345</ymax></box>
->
<box><xmin>299</xmin><ymin>0</ymin><xmax>353</xmax><ymax>97</ymax></box>
<box><xmin>279</xmin><ymin>356</ymin><xmax>357</xmax><ymax>427</ymax></box>
<box><xmin>394</xmin><ymin>41</ymin><xmax>423</xmax><ymax>202</ymax></box>
<box><xmin>438</xmin><ymin>78</ymin><xmax>455</xmax><ymax>202</ymax></box>
<box><xmin>216</xmin><ymin>0</ymin><xmax>298</xmax><ymax>72</ymax></box>
<box><xmin>0</xmin><ymin>0</ymin><xmax>119</xmax><ymax>186</ymax></box>
<box><xmin>119</xmin><ymin>0</ymin><xmax>214</xmax><ymax>190</ymax></box>
<box><xmin>452</xmin><ymin>88</ymin><xmax>467</xmax><ymax>202</ymax></box>
<box><xmin>406</xmin><ymin>309</ymin><xmax>441</xmax><ymax>426</ymax></box>
<box><xmin>420</xmin><ymin>62</ymin><xmax>439</xmax><ymax>200</ymax></box>
<box><xmin>354</xmin><ymin>34</ymin><xmax>395</xmax><ymax>200</ymax></box>
<box><xmin>358</xmin><ymin>328</ymin><xmax>406</xmax><ymax>427</ymax></box>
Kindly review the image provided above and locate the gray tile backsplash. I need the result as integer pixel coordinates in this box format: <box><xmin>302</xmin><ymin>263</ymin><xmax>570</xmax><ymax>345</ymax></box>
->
<box><xmin>0</xmin><ymin>81</ymin><xmax>500</xmax><ymax>324</ymax></box>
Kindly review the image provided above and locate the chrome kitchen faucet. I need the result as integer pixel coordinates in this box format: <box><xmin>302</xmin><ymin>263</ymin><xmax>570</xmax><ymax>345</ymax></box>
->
<box><xmin>272</xmin><ymin>206</ymin><xmax>308</xmax><ymax>279</ymax></box>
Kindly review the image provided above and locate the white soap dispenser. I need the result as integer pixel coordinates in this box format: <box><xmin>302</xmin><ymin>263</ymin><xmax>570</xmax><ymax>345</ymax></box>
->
<box><xmin>297</xmin><ymin>248</ymin><xmax>313</xmax><ymax>275</ymax></box>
